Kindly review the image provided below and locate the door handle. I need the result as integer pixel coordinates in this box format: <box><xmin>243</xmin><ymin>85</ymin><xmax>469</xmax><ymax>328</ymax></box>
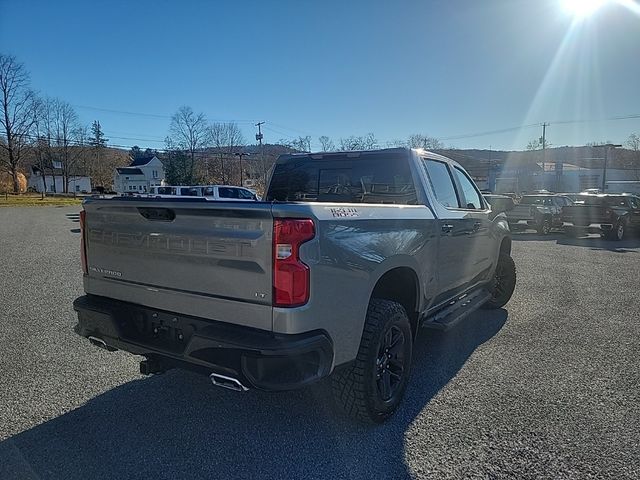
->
<box><xmin>441</xmin><ymin>223</ymin><xmax>454</xmax><ymax>234</ymax></box>
<box><xmin>472</xmin><ymin>221</ymin><xmax>482</xmax><ymax>231</ymax></box>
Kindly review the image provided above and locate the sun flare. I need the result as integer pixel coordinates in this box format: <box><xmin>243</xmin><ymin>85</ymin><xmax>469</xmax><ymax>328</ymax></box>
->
<box><xmin>561</xmin><ymin>0</ymin><xmax>609</xmax><ymax>17</ymax></box>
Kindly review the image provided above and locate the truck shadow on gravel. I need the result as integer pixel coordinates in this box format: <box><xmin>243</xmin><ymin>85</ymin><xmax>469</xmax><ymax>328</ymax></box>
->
<box><xmin>510</xmin><ymin>231</ymin><xmax>564</xmax><ymax>241</ymax></box>
<box><xmin>555</xmin><ymin>235</ymin><xmax>640</xmax><ymax>252</ymax></box>
<box><xmin>512</xmin><ymin>231</ymin><xmax>640</xmax><ymax>251</ymax></box>
<box><xmin>0</xmin><ymin>310</ymin><xmax>507</xmax><ymax>480</ymax></box>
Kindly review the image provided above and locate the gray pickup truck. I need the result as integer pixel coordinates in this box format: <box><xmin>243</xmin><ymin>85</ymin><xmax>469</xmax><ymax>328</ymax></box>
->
<box><xmin>506</xmin><ymin>194</ymin><xmax>573</xmax><ymax>234</ymax></box>
<box><xmin>73</xmin><ymin>148</ymin><xmax>516</xmax><ymax>423</ymax></box>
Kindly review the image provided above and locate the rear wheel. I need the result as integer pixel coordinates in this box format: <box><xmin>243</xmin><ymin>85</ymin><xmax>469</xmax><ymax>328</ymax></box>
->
<box><xmin>483</xmin><ymin>253</ymin><xmax>516</xmax><ymax>309</ymax></box>
<box><xmin>331</xmin><ymin>299</ymin><xmax>413</xmax><ymax>423</ymax></box>
<box><xmin>605</xmin><ymin>221</ymin><xmax>625</xmax><ymax>241</ymax></box>
<box><xmin>537</xmin><ymin>219</ymin><xmax>551</xmax><ymax>235</ymax></box>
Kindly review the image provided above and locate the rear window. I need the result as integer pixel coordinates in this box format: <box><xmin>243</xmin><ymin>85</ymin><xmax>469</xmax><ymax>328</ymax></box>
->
<box><xmin>180</xmin><ymin>187</ymin><xmax>200</xmax><ymax>196</ymax></box>
<box><xmin>266</xmin><ymin>154</ymin><xmax>417</xmax><ymax>204</ymax></box>
<box><xmin>604</xmin><ymin>197</ymin><xmax>629</xmax><ymax>207</ymax></box>
<box><xmin>576</xmin><ymin>195</ymin><xmax>627</xmax><ymax>207</ymax></box>
<box><xmin>520</xmin><ymin>196</ymin><xmax>553</xmax><ymax>206</ymax></box>
<box><xmin>219</xmin><ymin>187</ymin><xmax>240</xmax><ymax>199</ymax></box>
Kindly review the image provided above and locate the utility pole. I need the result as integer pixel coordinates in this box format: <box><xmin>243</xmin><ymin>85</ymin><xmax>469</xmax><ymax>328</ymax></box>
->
<box><xmin>255</xmin><ymin>122</ymin><xmax>265</xmax><ymax>187</ymax></box>
<box><xmin>235</xmin><ymin>152</ymin><xmax>250</xmax><ymax>186</ymax></box>
<box><xmin>541</xmin><ymin>123</ymin><xmax>548</xmax><ymax>188</ymax></box>
<box><xmin>601</xmin><ymin>143</ymin><xmax>622</xmax><ymax>192</ymax></box>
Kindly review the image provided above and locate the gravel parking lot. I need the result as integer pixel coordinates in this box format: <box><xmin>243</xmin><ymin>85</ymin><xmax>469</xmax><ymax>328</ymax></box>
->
<box><xmin>1</xmin><ymin>206</ymin><xmax>639</xmax><ymax>479</ymax></box>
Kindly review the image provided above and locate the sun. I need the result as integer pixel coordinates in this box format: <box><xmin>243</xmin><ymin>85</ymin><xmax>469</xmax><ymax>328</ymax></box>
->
<box><xmin>561</xmin><ymin>0</ymin><xmax>609</xmax><ymax>17</ymax></box>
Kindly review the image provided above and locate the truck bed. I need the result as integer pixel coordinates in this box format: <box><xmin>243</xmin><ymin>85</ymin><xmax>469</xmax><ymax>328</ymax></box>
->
<box><xmin>561</xmin><ymin>205</ymin><xmax>612</xmax><ymax>226</ymax></box>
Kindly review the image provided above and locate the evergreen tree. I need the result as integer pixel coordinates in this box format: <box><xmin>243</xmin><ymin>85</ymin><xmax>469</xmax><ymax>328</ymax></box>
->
<box><xmin>89</xmin><ymin>120</ymin><xmax>108</xmax><ymax>147</ymax></box>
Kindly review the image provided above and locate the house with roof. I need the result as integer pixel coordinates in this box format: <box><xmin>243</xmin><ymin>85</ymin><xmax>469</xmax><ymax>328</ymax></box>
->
<box><xmin>27</xmin><ymin>161</ymin><xmax>92</xmax><ymax>193</ymax></box>
<box><xmin>113</xmin><ymin>155</ymin><xmax>165</xmax><ymax>194</ymax></box>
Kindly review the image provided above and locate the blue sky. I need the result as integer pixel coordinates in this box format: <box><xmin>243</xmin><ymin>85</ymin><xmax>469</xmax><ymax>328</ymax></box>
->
<box><xmin>1</xmin><ymin>0</ymin><xmax>639</xmax><ymax>151</ymax></box>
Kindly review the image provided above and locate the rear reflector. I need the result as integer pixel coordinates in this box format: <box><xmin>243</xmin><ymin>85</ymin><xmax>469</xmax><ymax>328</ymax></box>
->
<box><xmin>79</xmin><ymin>209</ymin><xmax>88</xmax><ymax>274</ymax></box>
<box><xmin>273</xmin><ymin>219</ymin><xmax>315</xmax><ymax>307</ymax></box>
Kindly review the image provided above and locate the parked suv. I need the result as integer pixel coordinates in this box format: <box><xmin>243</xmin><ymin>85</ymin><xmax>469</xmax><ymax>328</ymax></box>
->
<box><xmin>73</xmin><ymin>148</ymin><xmax>516</xmax><ymax>423</ymax></box>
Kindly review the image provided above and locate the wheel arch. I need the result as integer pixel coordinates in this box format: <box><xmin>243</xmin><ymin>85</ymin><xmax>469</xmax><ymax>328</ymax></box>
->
<box><xmin>370</xmin><ymin>265</ymin><xmax>420</xmax><ymax>337</ymax></box>
<box><xmin>499</xmin><ymin>236</ymin><xmax>512</xmax><ymax>256</ymax></box>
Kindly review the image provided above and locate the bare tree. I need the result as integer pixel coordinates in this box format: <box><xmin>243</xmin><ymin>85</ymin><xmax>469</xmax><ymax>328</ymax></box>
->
<box><xmin>526</xmin><ymin>138</ymin><xmax>542</xmax><ymax>151</ymax></box>
<box><xmin>0</xmin><ymin>54</ymin><xmax>36</xmax><ymax>193</ymax></box>
<box><xmin>407</xmin><ymin>134</ymin><xmax>443</xmax><ymax>150</ymax></box>
<box><xmin>318</xmin><ymin>135</ymin><xmax>335</xmax><ymax>152</ymax></box>
<box><xmin>210</xmin><ymin>122</ymin><xmax>244</xmax><ymax>184</ymax></box>
<box><xmin>339</xmin><ymin>133</ymin><xmax>378</xmax><ymax>151</ymax></box>
<box><xmin>291</xmin><ymin>135</ymin><xmax>311</xmax><ymax>152</ymax></box>
<box><xmin>46</xmin><ymin>99</ymin><xmax>86</xmax><ymax>193</ymax></box>
<box><xmin>625</xmin><ymin>133</ymin><xmax>640</xmax><ymax>180</ymax></box>
<box><xmin>209</xmin><ymin>122</ymin><xmax>226</xmax><ymax>182</ymax></box>
<box><xmin>31</xmin><ymin>96</ymin><xmax>51</xmax><ymax>196</ymax></box>
<box><xmin>167</xmin><ymin>106</ymin><xmax>210</xmax><ymax>184</ymax></box>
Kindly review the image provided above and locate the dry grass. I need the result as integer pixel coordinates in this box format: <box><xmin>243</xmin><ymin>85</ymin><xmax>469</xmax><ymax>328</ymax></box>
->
<box><xmin>0</xmin><ymin>193</ymin><xmax>83</xmax><ymax>207</ymax></box>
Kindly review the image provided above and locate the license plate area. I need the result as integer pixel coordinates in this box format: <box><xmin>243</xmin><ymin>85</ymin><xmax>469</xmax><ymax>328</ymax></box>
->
<box><xmin>121</xmin><ymin>308</ymin><xmax>197</xmax><ymax>354</ymax></box>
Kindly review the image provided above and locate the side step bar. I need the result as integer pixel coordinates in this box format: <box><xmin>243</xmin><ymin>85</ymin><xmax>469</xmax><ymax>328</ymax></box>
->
<box><xmin>421</xmin><ymin>289</ymin><xmax>492</xmax><ymax>331</ymax></box>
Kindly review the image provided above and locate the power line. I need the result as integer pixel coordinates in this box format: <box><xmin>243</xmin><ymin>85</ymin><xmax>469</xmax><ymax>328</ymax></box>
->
<box><xmin>73</xmin><ymin>103</ymin><xmax>258</xmax><ymax>124</ymax></box>
<box><xmin>268</xmin><ymin>122</ymin><xmax>317</xmax><ymax>138</ymax></box>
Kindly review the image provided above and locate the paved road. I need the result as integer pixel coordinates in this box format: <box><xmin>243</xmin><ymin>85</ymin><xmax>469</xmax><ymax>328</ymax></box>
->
<box><xmin>1</xmin><ymin>206</ymin><xmax>639</xmax><ymax>479</ymax></box>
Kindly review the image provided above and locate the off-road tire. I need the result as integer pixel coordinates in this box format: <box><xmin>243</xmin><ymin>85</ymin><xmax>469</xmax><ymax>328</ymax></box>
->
<box><xmin>537</xmin><ymin>219</ymin><xmax>551</xmax><ymax>235</ymax></box>
<box><xmin>605</xmin><ymin>221</ymin><xmax>626</xmax><ymax>241</ymax></box>
<box><xmin>482</xmin><ymin>253</ymin><xmax>517</xmax><ymax>309</ymax></box>
<box><xmin>331</xmin><ymin>299</ymin><xmax>413</xmax><ymax>423</ymax></box>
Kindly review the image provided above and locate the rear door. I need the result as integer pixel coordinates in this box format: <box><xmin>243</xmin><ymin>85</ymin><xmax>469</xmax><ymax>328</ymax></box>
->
<box><xmin>83</xmin><ymin>199</ymin><xmax>274</xmax><ymax>330</ymax></box>
<box><xmin>420</xmin><ymin>157</ymin><xmax>477</xmax><ymax>305</ymax></box>
<box><xmin>450</xmin><ymin>165</ymin><xmax>494</xmax><ymax>280</ymax></box>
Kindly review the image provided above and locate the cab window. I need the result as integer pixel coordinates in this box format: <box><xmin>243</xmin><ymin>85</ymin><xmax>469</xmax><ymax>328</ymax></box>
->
<box><xmin>453</xmin><ymin>166</ymin><xmax>483</xmax><ymax>209</ymax></box>
<box><xmin>422</xmin><ymin>159</ymin><xmax>460</xmax><ymax>208</ymax></box>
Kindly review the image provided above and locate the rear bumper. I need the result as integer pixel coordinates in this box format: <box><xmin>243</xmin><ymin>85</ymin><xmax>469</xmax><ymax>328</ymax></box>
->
<box><xmin>562</xmin><ymin>222</ymin><xmax>613</xmax><ymax>232</ymax></box>
<box><xmin>73</xmin><ymin>295</ymin><xmax>334</xmax><ymax>391</ymax></box>
<box><xmin>508</xmin><ymin>219</ymin><xmax>537</xmax><ymax>226</ymax></box>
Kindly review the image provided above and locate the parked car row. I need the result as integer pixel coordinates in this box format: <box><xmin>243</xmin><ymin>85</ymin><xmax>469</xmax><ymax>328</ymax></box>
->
<box><xmin>484</xmin><ymin>192</ymin><xmax>640</xmax><ymax>240</ymax></box>
<box><xmin>120</xmin><ymin>185</ymin><xmax>260</xmax><ymax>200</ymax></box>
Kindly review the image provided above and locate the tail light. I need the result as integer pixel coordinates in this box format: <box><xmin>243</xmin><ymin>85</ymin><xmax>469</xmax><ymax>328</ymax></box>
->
<box><xmin>273</xmin><ymin>219</ymin><xmax>315</xmax><ymax>307</ymax></box>
<box><xmin>79</xmin><ymin>209</ymin><xmax>88</xmax><ymax>274</ymax></box>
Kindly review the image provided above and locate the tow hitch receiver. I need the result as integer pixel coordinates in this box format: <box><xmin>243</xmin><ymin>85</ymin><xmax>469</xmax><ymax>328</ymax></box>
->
<box><xmin>140</xmin><ymin>358</ymin><xmax>167</xmax><ymax>375</ymax></box>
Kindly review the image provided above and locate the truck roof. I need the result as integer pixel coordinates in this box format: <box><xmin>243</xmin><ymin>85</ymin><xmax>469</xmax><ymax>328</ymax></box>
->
<box><xmin>277</xmin><ymin>147</ymin><xmax>462</xmax><ymax>168</ymax></box>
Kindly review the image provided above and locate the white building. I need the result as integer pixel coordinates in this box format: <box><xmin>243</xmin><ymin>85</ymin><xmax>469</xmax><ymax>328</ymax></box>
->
<box><xmin>28</xmin><ymin>165</ymin><xmax>92</xmax><ymax>193</ymax></box>
<box><xmin>534</xmin><ymin>163</ymin><xmax>640</xmax><ymax>194</ymax></box>
<box><xmin>113</xmin><ymin>156</ymin><xmax>165</xmax><ymax>194</ymax></box>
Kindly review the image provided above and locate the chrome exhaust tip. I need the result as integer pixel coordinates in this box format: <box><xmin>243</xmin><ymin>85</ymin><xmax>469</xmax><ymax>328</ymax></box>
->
<box><xmin>210</xmin><ymin>373</ymin><xmax>249</xmax><ymax>392</ymax></box>
<box><xmin>88</xmin><ymin>336</ymin><xmax>107</xmax><ymax>349</ymax></box>
<box><xmin>87</xmin><ymin>336</ymin><xmax>117</xmax><ymax>352</ymax></box>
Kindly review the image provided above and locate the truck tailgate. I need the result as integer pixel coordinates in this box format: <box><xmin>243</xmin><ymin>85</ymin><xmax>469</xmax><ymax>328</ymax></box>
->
<box><xmin>82</xmin><ymin>198</ymin><xmax>274</xmax><ymax>330</ymax></box>
<box><xmin>562</xmin><ymin>205</ymin><xmax>609</xmax><ymax>225</ymax></box>
<box><xmin>506</xmin><ymin>204</ymin><xmax>535</xmax><ymax>220</ymax></box>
